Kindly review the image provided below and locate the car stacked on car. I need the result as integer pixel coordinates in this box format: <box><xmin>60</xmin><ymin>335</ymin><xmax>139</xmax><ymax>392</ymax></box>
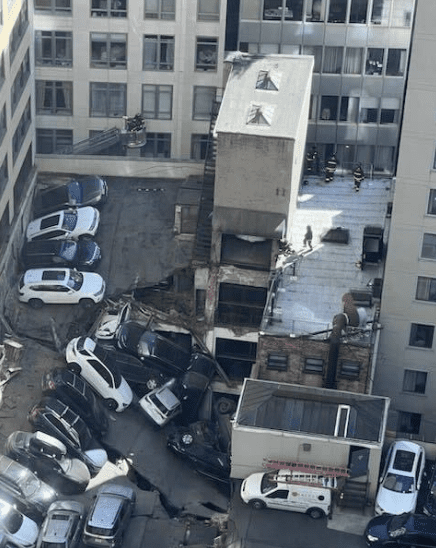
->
<box><xmin>18</xmin><ymin>176</ymin><xmax>107</xmax><ymax>309</ymax></box>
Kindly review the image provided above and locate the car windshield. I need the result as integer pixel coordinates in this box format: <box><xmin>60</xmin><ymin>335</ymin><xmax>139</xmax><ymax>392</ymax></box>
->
<box><xmin>61</xmin><ymin>212</ymin><xmax>78</xmax><ymax>231</ymax></box>
<box><xmin>382</xmin><ymin>473</ymin><xmax>415</xmax><ymax>493</ymax></box>
<box><xmin>41</xmin><ymin>187</ymin><xmax>69</xmax><ymax>209</ymax></box>
<box><xmin>118</xmin><ymin>323</ymin><xmax>144</xmax><ymax>353</ymax></box>
<box><xmin>59</xmin><ymin>241</ymin><xmax>78</xmax><ymax>261</ymax></box>
<box><xmin>67</xmin><ymin>271</ymin><xmax>83</xmax><ymax>290</ymax></box>
<box><xmin>261</xmin><ymin>474</ymin><xmax>278</xmax><ymax>494</ymax></box>
<box><xmin>0</xmin><ymin>503</ymin><xmax>23</xmax><ymax>535</ymax></box>
<box><xmin>67</xmin><ymin>182</ymin><xmax>82</xmax><ymax>205</ymax></box>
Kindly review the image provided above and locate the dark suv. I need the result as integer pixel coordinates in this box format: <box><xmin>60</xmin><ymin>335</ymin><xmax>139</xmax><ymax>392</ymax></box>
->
<box><xmin>21</xmin><ymin>239</ymin><xmax>101</xmax><ymax>270</ymax></box>
<box><xmin>116</xmin><ymin>321</ymin><xmax>191</xmax><ymax>377</ymax></box>
<box><xmin>42</xmin><ymin>368</ymin><xmax>109</xmax><ymax>437</ymax></box>
<box><xmin>83</xmin><ymin>483</ymin><xmax>136</xmax><ymax>548</ymax></box>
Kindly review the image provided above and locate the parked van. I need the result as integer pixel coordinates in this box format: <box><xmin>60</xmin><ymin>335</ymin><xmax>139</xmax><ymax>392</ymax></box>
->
<box><xmin>139</xmin><ymin>379</ymin><xmax>182</xmax><ymax>426</ymax></box>
<box><xmin>240</xmin><ymin>470</ymin><xmax>332</xmax><ymax>519</ymax></box>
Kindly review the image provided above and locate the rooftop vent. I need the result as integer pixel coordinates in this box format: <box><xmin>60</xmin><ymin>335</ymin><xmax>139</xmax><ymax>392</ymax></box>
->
<box><xmin>256</xmin><ymin>70</ymin><xmax>280</xmax><ymax>91</ymax></box>
<box><xmin>246</xmin><ymin>103</ymin><xmax>274</xmax><ymax>126</ymax></box>
<box><xmin>321</xmin><ymin>227</ymin><xmax>349</xmax><ymax>244</ymax></box>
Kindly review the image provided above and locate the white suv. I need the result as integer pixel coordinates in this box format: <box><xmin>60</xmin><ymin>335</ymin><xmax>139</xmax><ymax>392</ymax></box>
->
<box><xmin>26</xmin><ymin>207</ymin><xmax>100</xmax><ymax>242</ymax></box>
<box><xmin>18</xmin><ymin>268</ymin><xmax>105</xmax><ymax>309</ymax></box>
<box><xmin>65</xmin><ymin>337</ymin><xmax>133</xmax><ymax>412</ymax></box>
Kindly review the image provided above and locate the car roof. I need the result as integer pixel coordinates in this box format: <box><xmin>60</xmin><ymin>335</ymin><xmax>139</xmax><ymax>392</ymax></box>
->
<box><xmin>23</xmin><ymin>268</ymin><xmax>70</xmax><ymax>284</ymax></box>
<box><xmin>389</xmin><ymin>440</ymin><xmax>423</xmax><ymax>474</ymax></box>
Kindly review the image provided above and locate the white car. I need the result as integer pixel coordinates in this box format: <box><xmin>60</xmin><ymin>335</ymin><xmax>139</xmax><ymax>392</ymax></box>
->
<box><xmin>26</xmin><ymin>207</ymin><xmax>100</xmax><ymax>242</ymax></box>
<box><xmin>139</xmin><ymin>379</ymin><xmax>181</xmax><ymax>426</ymax></box>
<box><xmin>375</xmin><ymin>440</ymin><xmax>425</xmax><ymax>515</ymax></box>
<box><xmin>18</xmin><ymin>268</ymin><xmax>105</xmax><ymax>309</ymax></box>
<box><xmin>0</xmin><ymin>499</ymin><xmax>39</xmax><ymax>548</ymax></box>
<box><xmin>65</xmin><ymin>337</ymin><xmax>133</xmax><ymax>412</ymax></box>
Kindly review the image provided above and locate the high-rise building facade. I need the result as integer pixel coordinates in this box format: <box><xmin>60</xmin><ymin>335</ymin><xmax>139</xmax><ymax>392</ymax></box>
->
<box><xmin>33</xmin><ymin>0</ymin><xmax>226</xmax><ymax>162</ymax></box>
<box><xmin>235</xmin><ymin>0</ymin><xmax>415</xmax><ymax>174</ymax></box>
<box><xmin>375</xmin><ymin>0</ymin><xmax>436</xmax><ymax>443</ymax></box>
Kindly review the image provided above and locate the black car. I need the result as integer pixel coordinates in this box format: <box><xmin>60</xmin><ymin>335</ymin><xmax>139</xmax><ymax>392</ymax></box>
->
<box><xmin>41</xmin><ymin>368</ymin><xmax>109</xmax><ymax>438</ymax></box>
<box><xmin>167</xmin><ymin>421</ymin><xmax>230</xmax><ymax>483</ymax></box>
<box><xmin>116</xmin><ymin>321</ymin><xmax>191</xmax><ymax>377</ymax></box>
<box><xmin>5</xmin><ymin>430</ymin><xmax>91</xmax><ymax>495</ymax></box>
<box><xmin>28</xmin><ymin>397</ymin><xmax>107</xmax><ymax>476</ymax></box>
<box><xmin>21</xmin><ymin>239</ymin><xmax>101</xmax><ymax>270</ymax></box>
<box><xmin>178</xmin><ymin>353</ymin><xmax>216</xmax><ymax>423</ymax></box>
<box><xmin>33</xmin><ymin>176</ymin><xmax>108</xmax><ymax>217</ymax></box>
<box><xmin>424</xmin><ymin>463</ymin><xmax>436</xmax><ymax>517</ymax></box>
<box><xmin>365</xmin><ymin>513</ymin><xmax>436</xmax><ymax>547</ymax></box>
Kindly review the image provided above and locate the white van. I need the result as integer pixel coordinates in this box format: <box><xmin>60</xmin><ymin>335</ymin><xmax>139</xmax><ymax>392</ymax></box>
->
<box><xmin>240</xmin><ymin>470</ymin><xmax>332</xmax><ymax>519</ymax></box>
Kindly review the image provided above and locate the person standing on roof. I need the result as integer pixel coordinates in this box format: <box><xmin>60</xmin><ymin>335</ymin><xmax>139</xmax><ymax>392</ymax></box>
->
<box><xmin>303</xmin><ymin>225</ymin><xmax>313</xmax><ymax>250</ymax></box>
<box><xmin>353</xmin><ymin>163</ymin><xmax>364</xmax><ymax>192</ymax></box>
<box><xmin>325</xmin><ymin>153</ymin><xmax>337</xmax><ymax>183</ymax></box>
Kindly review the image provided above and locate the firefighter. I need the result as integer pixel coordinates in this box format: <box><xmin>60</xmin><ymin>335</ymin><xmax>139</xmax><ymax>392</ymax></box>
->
<box><xmin>305</xmin><ymin>147</ymin><xmax>318</xmax><ymax>175</ymax></box>
<box><xmin>324</xmin><ymin>153</ymin><xmax>337</xmax><ymax>183</ymax></box>
<box><xmin>353</xmin><ymin>163</ymin><xmax>364</xmax><ymax>192</ymax></box>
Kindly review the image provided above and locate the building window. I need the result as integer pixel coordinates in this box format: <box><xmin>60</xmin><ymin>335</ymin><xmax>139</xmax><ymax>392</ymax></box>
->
<box><xmin>340</xmin><ymin>97</ymin><xmax>359</xmax><ymax>122</ymax></box>
<box><xmin>339</xmin><ymin>361</ymin><xmax>361</xmax><ymax>378</ymax></box>
<box><xmin>391</xmin><ymin>0</ymin><xmax>413</xmax><ymax>27</ymax></box>
<box><xmin>409</xmin><ymin>323</ymin><xmax>434</xmax><ymax>349</ymax></box>
<box><xmin>140</xmin><ymin>133</ymin><xmax>171</xmax><ymax>158</ymax></box>
<box><xmin>416</xmin><ymin>277</ymin><xmax>436</xmax><ymax>303</ymax></box>
<box><xmin>0</xmin><ymin>156</ymin><xmax>8</xmax><ymax>195</ymax></box>
<box><xmin>427</xmin><ymin>190</ymin><xmax>436</xmax><ymax>214</ymax></box>
<box><xmin>142</xmin><ymin>85</ymin><xmax>172</xmax><ymax>120</ymax></box>
<box><xmin>11</xmin><ymin>50</ymin><xmax>30</xmax><ymax>114</ymax></box>
<box><xmin>36</xmin><ymin>128</ymin><xmax>73</xmax><ymax>154</ymax></box>
<box><xmin>193</xmin><ymin>86</ymin><xmax>216</xmax><ymax>120</ymax></box>
<box><xmin>0</xmin><ymin>105</ymin><xmax>6</xmax><ymax>147</ymax></box>
<box><xmin>217</xmin><ymin>283</ymin><xmax>267</xmax><ymax>327</ymax></box>
<box><xmin>386</xmin><ymin>49</ymin><xmax>406</xmax><ymax>76</ymax></box>
<box><xmin>302</xmin><ymin>46</ymin><xmax>322</xmax><ymax>73</ymax></box>
<box><xmin>403</xmin><ymin>370</ymin><xmax>427</xmax><ymax>394</ymax></box>
<box><xmin>90</xmin><ymin>83</ymin><xmax>126</xmax><ymax>117</ymax></box>
<box><xmin>380</xmin><ymin>109</ymin><xmax>398</xmax><ymax>124</ymax></box>
<box><xmin>267</xmin><ymin>353</ymin><xmax>288</xmax><ymax>371</ymax></box>
<box><xmin>322</xmin><ymin>47</ymin><xmax>343</xmax><ymax>74</ymax></box>
<box><xmin>36</xmin><ymin>81</ymin><xmax>73</xmax><ymax>115</ymax></box>
<box><xmin>365</xmin><ymin>48</ymin><xmax>384</xmax><ymax>75</ymax></box>
<box><xmin>196</xmin><ymin>37</ymin><xmax>217</xmax><ymax>71</ymax></box>
<box><xmin>328</xmin><ymin>0</ymin><xmax>347</xmax><ymax>22</ymax></box>
<box><xmin>198</xmin><ymin>0</ymin><xmax>219</xmax><ymax>20</ymax></box>
<box><xmin>191</xmin><ymin>134</ymin><xmax>208</xmax><ymax>160</ymax></box>
<box><xmin>35</xmin><ymin>31</ymin><xmax>72</xmax><ymax>67</ymax></box>
<box><xmin>91</xmin><ymin>0</ymin><xmax>127</xmax><ymax>17</ymax></box>
<box><xmin>90</xmin><ymin>33</ymin><xmax>127</xmax><ymax>68</ymax></box>
<box><xmin>143</xmin><ymin>35</ymin><xmax>174</xmax><ymax>71</ymax></box>
<box><xmin>350</xmin><ymin>0</ymin><xmax>368</xmax><ymax>23</ymax></box>
<box><xmin>320</xmin><ymin>96</ymin><xmax>338</xmax><ymax>121</ymax></box>
<box><xmin>256</xmin><ymin>70</ymin><xmax>280</xmax><ymax>91</ymax></box>
<box><xmin>35</xmin><ymin>0</ymin><xmax>71</xmax><ymax>13</ymax></box>
<box><xmin>304</xmin><ymin>357</ymin><xmax>324</xmax><ymax>374</ymax></box>
<box><xmin>397</xmin><ymin>411</ymin><xmax>421</xmax><ymax>435</ymax></box>
<box><xmin>360</xmin><ymin>107</ymin><xmax>378</xmax><ymax>124</ymax></box>
<box><xmin>12</xmin><ymin>100</ymin><xmax>31</xmax><ymax>163</ymax></box>
<box><xmin>344</xmin><ymin>47</ymin><xmax>363</xmax><ymax>74</ymax></box>
<box><xmin>144</xmin><ymin>0</ymin><xmax>175</xmax><ymax>20</ymax></box>
<box><xmin>9</xmin><ymin>1</ymin><xmax>28</xmax><ymax>65</ymax></box>
<box><xmin>422</xmin><ymin>233</ymin><xmax>436</xmax><ymax>260</ymax></box>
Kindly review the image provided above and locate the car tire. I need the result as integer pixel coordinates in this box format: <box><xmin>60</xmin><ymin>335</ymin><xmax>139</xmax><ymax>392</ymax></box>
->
<box><xmin>146</xmin><ymin>377</ymin><xmax>159</xmax><ymax>391</ymax></box>
<box><xmin>28</xmin><ymin>298</ymin><xmax>44</xmax><ymax>309</ymax></box>
<box><xmin>306</xmin><ymin>507</ymin><xmax>325</xmax><ymax>519</ymax></box>
<box><xmin>217</xmin><ymin>398</ymin><xmax>235</xmax><ymax>415</ymax></box>
<box><xmin>67</xmin><ymin>362</ymin><xmax>81</xmax><ymax>375</ymax></box>
<box><xmin>250</xmin><ymin>499</ymin><xmax>266</xmax><ymax>510</ymax></box>
<box><xmin>80</xmin><ymin>298</ymin><xmax>95</xmax><ymax>309</ymax></box>
<box><xmin>105</xmin><ymin>398</ymin><xmax>118</xmax><ymax>411</ymax></box>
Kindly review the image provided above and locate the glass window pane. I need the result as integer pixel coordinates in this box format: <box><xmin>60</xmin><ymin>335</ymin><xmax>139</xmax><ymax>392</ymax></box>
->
<box><xmin>323</xmin><ymin>47</ymin><xmax>343</xmax><ymax>73</ymax></box>
<box><xmin>328</xmin><ymin>0</ymin><xmax>347</xmax><ymax>22</ymax></box>
<box><xmin>391</xmin><ymin>0</ymin><xmax>413</xmax><ymax>27</ymax></box>
<box><xmin>428</xmin><ymin>190</ymin><xmax>436</xmax><ymax>214</ymax></box>
<box><xmin>371</xmin><ymin>0</ymin><xmax>390</xmax><ymax>25</ymax></box>
<box><xmin>344</xmin><ymin>47</ymin><xmax>363</xmax><ymax>74</ymax></box>
<box><xmin>350</xmin><ymin>0</ymin><xmax>368</xmax><ymax>23</ymax></box>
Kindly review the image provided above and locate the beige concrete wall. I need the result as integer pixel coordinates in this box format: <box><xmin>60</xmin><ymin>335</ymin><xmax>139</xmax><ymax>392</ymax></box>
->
<box><xmin>215</xmin><ymin>133</ymin><xmax>293</xmax><ymax>216</ymax></box>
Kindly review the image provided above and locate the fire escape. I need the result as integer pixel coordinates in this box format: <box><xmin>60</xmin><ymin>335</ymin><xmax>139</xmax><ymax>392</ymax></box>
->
<box><xmin>192</xmin><ymin>100</ymin><xmax>221</xmax><ymax>264</ymax></box>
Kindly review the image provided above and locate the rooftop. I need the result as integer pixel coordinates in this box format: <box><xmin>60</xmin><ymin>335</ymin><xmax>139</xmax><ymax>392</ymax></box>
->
<box><xmin>261</xmin><ymin>175</ymin><xmax>393</xmax><ymax>337</ymax></box>
<box><xmin>235</xmin><ymin>378</ymin><xmax>389</xmax><ymax>444</ymax></box>
<box><xmin>216</xmin><ymin>54</ymin><xmax>313</xmax><ymax>139</ymax></box>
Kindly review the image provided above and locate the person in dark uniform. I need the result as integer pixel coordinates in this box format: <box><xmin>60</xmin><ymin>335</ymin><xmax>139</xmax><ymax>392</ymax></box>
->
<box><xmin>303</xmin><ymin>225</ymin><xmax>313</xmax><ymax>250</ymax></box>
<box><xmin>353</xmin><ymin>163</ymin><xmax>364</xmax><ymax>192</ymax></box>
<box><xmin>325</xmin><ymin>153</ymin><xmax>337</xmax><ymax>183</ymax></box>
<box><xmin>305</xmin><ymin>147</ymin><xmax>318</xmax><ymax>175</ymax></box>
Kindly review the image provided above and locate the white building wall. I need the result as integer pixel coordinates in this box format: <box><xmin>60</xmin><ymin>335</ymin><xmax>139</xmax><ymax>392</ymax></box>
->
<box><xmin>375</xmin><ymin>0</ymin><xmax>436</xmax><ymax>443</ymax></box>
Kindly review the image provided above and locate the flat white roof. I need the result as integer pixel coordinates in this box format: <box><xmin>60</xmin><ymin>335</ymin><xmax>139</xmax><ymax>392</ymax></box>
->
<box><xmin>215</xmin><ymin>54</ymin><xmax>313</xmax><ymax>140</ymax></box>
<box><xmin>263</xmin><ymin>175</ymin><xmax>393</xmax><ymax>336</ymax></box>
